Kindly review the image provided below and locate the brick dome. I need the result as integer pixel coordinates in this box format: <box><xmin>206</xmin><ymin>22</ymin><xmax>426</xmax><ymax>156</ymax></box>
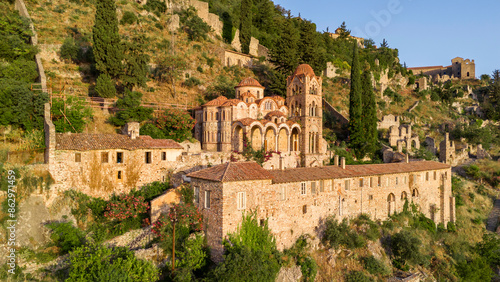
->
<box><xmin>292</xmin><ymin>64</ymin><xmax>316</xmax><ymax>77</ymax></box>
<box><xmin>235</xmin><ymin>77</ymin><xmax>265</xmax><ymax>88</ymax></box>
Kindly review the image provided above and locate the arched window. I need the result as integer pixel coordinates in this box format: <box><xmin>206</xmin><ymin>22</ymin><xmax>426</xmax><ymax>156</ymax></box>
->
<box><xmin>265</xmin><ymin>101</ymin><xmax>272</xmax><ymax>110</ymax></box>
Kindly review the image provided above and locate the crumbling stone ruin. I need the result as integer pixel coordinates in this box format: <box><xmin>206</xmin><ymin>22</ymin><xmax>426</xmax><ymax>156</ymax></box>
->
<box><xmin>409</xmin><ymin>57</ymin><xmax>475</xmax><ymax>82</ymax></box>
<box><xmin>389</xmin><ymin>124</ymin><xmax>420</xmax><ymax>153</ymax></box>
<box><xmin>439</xmin><ymin>133</ymin><xmax>469</xmax><ymax>166</ymax></box>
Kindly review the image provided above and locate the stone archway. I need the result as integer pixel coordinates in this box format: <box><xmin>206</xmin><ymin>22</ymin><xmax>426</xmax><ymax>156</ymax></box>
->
<box><xmin>250</xmin><ymin>126</ymin><xmax>262</xmax><ymax>151</ymax></box>
<box><xmin>278</xmin><ymin>128</ymin><xmax>289</xmax><ymax>152</ymax></box>
<box><xmin>232</xmin><ymin>125</ymin><xmax>244</xmax><ymax>152</ymax></box>
<box><xmin>264</xmin><ymin>128</ymin><xmax>276</xmax><ymax>152</ymax></box>
<box><xmin>387</xmin><ymin>193</ymin><xmax>396</xmax><ymax>216</ymax></box>
<box><xmin>291</xmin><ymin>127</ymin><xmax>300</xmax><ymax>151</ymax></box>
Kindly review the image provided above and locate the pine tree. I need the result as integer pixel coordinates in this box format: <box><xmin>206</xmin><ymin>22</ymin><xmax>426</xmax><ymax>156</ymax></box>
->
<box><xmin>348</xmin><ymin>43</ymin><xmax>364</xmax><ymax>159</ymax></box>
<box><xmin>361</xmin><ymin>63</ymin><xmax>378</xmax><ymax>156</ymax></box>
<box><xmin>92</xmin><ymin>0</ymin><xmax>123</xmax><ymax>78</ymax></box>
<box><xmin>122</xmin><ymin>35</ymin><xmax>150</xmax><ymax>90</ymax></box>
<box><xmin>338</xmin><ymin>21</ymin><xmax>351</xmax><ymax>39</ymax></box>
<box><xmin>380</xmin><ymin>38</ymin><xmax>389</xmax><ymax>48</ymax></box>
<box><xmin>239</xmin><ymin>0</ymin><xmax>253</xmax><ymax>54</ymax></box>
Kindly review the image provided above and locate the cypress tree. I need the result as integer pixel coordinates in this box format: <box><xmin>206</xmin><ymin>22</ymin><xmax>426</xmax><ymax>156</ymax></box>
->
<box><xmin>95</xmin><ymin>73</ymin><xmax>116</xmax><ymax>98</ymax></box>
<box><xmin>361</xmin><ymin>63</ymin><xmax>378</xmax><ymax>156</ymax></box>
<box><xmin>348</xmin><ymin>43</ymin><xmax>364</xmax><ymax>159</ymax></box>
<box><xmin>269</xmin><ymin>19</ymin><xmax>299</xmax><ymax>74</ymax></box>
<box><xmin>92</xmin><ymin>0</ymin><xmax>123</xmax><ymax>79</ymax></box>
<box><xmin>239</xmin><ymin>0</ymin><xmax>253</xmax><ymax>54</ymax></box>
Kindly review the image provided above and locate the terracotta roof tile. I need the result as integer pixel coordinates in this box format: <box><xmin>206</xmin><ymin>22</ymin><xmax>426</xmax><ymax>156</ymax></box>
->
<box><xmin>269</xmin><ymin>161</ymin><xmax>450</xmax><ymax>184</ymax></box>
<box><xmin>292</xmin><ymin>64</ymin><xmax>317</xmax><ymax>78</ymax></box>
<box><xmin>240</xmin><ymin>92</ymin><xmax>256</xmax><ymax>99</ymax></box>
<box><xmin>138</xmin><ymin>136</ymin><xmax>184</xmax><ymax>149</ymax></box>
<box><xmin>237</xmin><ymin>118</ymin><xmax>257</xmax><ymax>126</ymax></box>
<box><xmin>203</xmin><ymin>96</ymin><xmax>227</xmax><ymax>106</ymax></box>
<box><xmin>408</xmin><ymin>66</ymin><xmax>444</xmax><ymax>70</ymax></box>
<box><xmin>235</xmin><ymin>77</ymin><xmax>265</xmax><ymax>88</ymax></box>
<box><xmin>187</xmin><ymin>162</ymin><xmax>273</xmax><ymax>182</ymax></box>
<box><xmin>265</xmin><ymin>111</ymin><xmax>286</xmax><ymax>119</ymax></box>
<box><xmin>221</xmin><ymin>99</ymin><xmax>241</xmax><ymax>107</ymax></box>
<box><xmin>56</xmin><ymin>133</ymin><xmax>183</xmax><ymax>151</ymax></box>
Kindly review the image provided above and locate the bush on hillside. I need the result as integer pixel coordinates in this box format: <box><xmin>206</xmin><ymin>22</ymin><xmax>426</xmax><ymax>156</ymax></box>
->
<box><xmin>140</xmin><ymin>109</ymin><xmax>194</xmax><ymax>142</ymax></box>
<box><xmin>47</xmin><ymin>221</ymin><xmax>85</xmax><ymax>254</ymax></box>
<box><xmin>66</xmin><ymin>243</ymin><xmax>159</xmax><ymax>282</ymax></box>
<box><xmin>323</xmin><ymin>216</ymin><xmax>365</xmax><ymax>249</ymax></box>
<box><xmin>120</xmin><ymin>11</ymin><xmax>137</xmax><ymax>25</ymax></box>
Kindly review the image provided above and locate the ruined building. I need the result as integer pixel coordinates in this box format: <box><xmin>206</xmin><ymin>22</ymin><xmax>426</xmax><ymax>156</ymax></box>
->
<box><xmin>43</xmin><ymin>103</ymin><xmax>184</xmax><ymax>198</ymax></box>
<box><xmin>389</xmin><ymin>124</ymin><xmax>420</xmax><ymax>153</ymax></box>
<box><xmin>194</xmin><ymin>64</ymin><xmax>328</xmax><ymax>167</ymax></box>
<box><xmin>187</xmin><ymin>159</ymin><xmax>454</xmax><ymax>261</ymax></box>
<box><xmin>409</xmin><ymin>57</ymin><xmax>475</xmax><ymax>81</ymax></box>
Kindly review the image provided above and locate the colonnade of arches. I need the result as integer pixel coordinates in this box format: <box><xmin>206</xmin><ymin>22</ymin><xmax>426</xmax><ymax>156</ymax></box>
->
<box><xmin>232</xmin><ymin>123</ymin><xmax>301</xmax><ymax>153</ymax></box>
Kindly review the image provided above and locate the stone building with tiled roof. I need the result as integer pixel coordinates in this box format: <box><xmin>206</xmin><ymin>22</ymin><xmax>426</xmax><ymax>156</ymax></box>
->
<box><xmin>43</xmin><ymin>104</ymin><xmax>184</xmax><ymax>198</ymax></box>
<box><xmin>194</xmin><ymin>64</ymin><xmax>328</xmax><ymax>168</ymax></box>
<box><xmin>187</xmin><ymin>158</ymin><xmax>455</xmax><ymax>261</ymax></box>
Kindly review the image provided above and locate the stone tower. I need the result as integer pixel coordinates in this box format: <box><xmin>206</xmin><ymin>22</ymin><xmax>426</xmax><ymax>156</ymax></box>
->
<box><xmin>286</xmin><ymin>64</ymin><xmax>324</xmax><ymax>167</ymax></box>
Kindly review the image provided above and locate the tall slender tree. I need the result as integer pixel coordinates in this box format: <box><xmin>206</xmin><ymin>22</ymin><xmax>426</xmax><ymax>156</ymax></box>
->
<box><xmin>92</xmin><ymin>0</ymin><xmax>123</xmax><ymax>79</ymax></box>
<box><xmin>361</xmin><ymin>62</ymin><xmax>378</xmax><ymax>156</ymax></box>
<box><xmin>239</xmin><ymin>0</ymin><xmax>253</xmax><ymax>54</ymax></box>
<box><xmin>348</xmin><ymin>43</ymin><xmax>364</xmax><ymax>159</ymax></box>
<box><xmin>269</xmin><ymin>19</ymin><xmax>299</xmax><ymax>74</ymax></box>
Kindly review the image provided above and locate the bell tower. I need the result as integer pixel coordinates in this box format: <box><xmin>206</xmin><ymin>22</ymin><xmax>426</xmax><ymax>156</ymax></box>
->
<box><xmin>286</xmin><ymin>64</ymin><xmax>323</xmax><ymax>167</ymax></box>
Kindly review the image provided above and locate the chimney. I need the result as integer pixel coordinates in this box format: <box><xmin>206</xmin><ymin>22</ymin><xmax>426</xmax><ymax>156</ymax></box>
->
<box><xmin>340</xmin><ymin>157</ymin><xmax>346</xmax><ymax>169</ymax></box>
<box><xmin>334</xmin><ymin>155</ymin><xmax>339</xmax><ymax>166</ymax></box>
<box><xmin>405</xmin><ymin>154</ymin><xmax>409</xmax><ymax>163</ymax></box>
<box><xmin>123</xmin><ymin>122</ymin><xmax>140</xmax><ymax>140</ymax></box>
<box><xmin>279</xmin><ymin>156</ymin><xmax>284</xmax><ymax>170</ymax></box>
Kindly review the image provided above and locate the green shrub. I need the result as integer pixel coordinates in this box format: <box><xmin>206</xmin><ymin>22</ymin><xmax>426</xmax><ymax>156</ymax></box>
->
<box><xmin>456</xmin><ymin>257</ymin><xmax>493</xmax><ymax>281</ymax></box>
<box><xmin>109</xmin><ymin>89</ymin><xmax>153</xmax><ymax>126</ymax></box>
<box><xmin>298</xmin><ymin>256</ymin><xmax>317</xmax><ymax>282</ymax></box>
<box><xmin>144</xmin><ymin>0</ymin><xmax>166</xmax><ymax>17</ymax></box>
<box><xmin>184</xmin><ymin>77</ymin><xmax>202</xmax><ymax>87</ymax></box>
<box><xmin>213</xmin><ymin>212</ymin><xmax>280</xmax><ymax>281</ymax></box>
<box><xmin>412</xmin><ymin>214</ymin><xmax>436</xmax><ymax>234</ymax></box>
<box><xmin>47</xmin><ymin>221</ymin><xmax>85</xmax><ymax>254</ymax></box>
<box><xmin>323</xmin><ymin>216</ymin><xmax>366</xmax><ymax>249</ymax></box>
<box><xmin>183</xmin><ymin>14</ymin><xmax>211</xmax><ymax>41</ymax></box>
<box><xmin>140</xmin><ymin>109</ymin><xmax>195</xmax><ymax>142</ymax></box>
<box><xmin>120</xmin><ymin>11</ymin><xmax>137</xmax><ymax>25</ymax></box>
<box><xmin>51</xmin><ymin>96</ymin><xmax>93</xmax><ymax>133</ymax></box>
<box><xmin>0</xmin><ymin>59</ymin><xmax>38</xmax><ymax>83</ymax></box>
<box><xmin>60</xmin><ymin>37</ymin><xmax>80</xmax><ymax>62</ymax></box>
<box><xmin>362</xmin><ymin>256</ymin><xmax>389</xmax><ymax>276</ymax></box>
<box><xmin>345</xmin><ymin>270</ymin><xmax>373</xmax><ymax>282</ymax></box>
<box><xmin>447</xmin><ymin>222</ymin><xmax>457</xmax><ymax>232</ymax></box>
<box><xmin>437</xmin><ymin>223</ymin><xmax>446</xmax><ymax>233</ymax></box>
<box><xmin>389</xmin><ymin>230</ymin><xmax>423</xmax><ymax>268</ymax></box>
<box><xmin>66</xmin><ymin>243</ymin><xmax>159</xmax><ymax>282</ymax></box>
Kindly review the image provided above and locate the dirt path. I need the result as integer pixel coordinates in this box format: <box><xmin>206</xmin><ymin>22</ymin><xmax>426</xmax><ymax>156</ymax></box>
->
<box><xmin>487</xmin><ymin>199</ymin><xmax>500</xmax><ymax>232</ymax></box>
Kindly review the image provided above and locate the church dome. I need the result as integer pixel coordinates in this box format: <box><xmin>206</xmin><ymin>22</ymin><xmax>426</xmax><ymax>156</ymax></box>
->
<box><xmin>235</xmin><ymin>77</ymin><xmax>265</xmax><ymax>88</ymax></box>
<box><xmin>292</xmin><ymin>64</ymin><xmax>316</xmax><ymax>77</ymax></box>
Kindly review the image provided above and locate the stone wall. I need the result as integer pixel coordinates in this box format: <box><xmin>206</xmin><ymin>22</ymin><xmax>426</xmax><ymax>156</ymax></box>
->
<box><xmin>218</xmin><ymin>49</ymin><xmax>253</xmax><ymax>68</ymax></box>
<box><xmin>322</xmin><ymin>98</ymin><xmax>348</xmax><ymax>125</ymax></box>
<box><xmin>49</xmin><ymin>147</ymin><xmax>182</xmax><ymax>198</ymax></box>
<box><xmin>15</xmin><ymin>0</ymin><xmax>47</xmax><ymax>93</ymax></box>
<box><xmin>378</xmin><ymin>114</ymin><xmax>400</xmax><ymax>130</ymax></box>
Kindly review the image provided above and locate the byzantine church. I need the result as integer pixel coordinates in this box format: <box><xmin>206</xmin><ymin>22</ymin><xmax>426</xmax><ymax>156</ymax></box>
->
<box><xmin>194</xmin><ymin>64</ymin><xmax>327</xmax><ymax>167</ymax></box>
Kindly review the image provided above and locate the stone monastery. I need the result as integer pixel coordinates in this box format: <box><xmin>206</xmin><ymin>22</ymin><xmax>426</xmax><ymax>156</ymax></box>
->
<box><xmin>41</xmin><ymin>63</ymin><xmax>455</xmax><ymax>263</ymax></box>
<box><xmin>187</xmin><ymin>159</ymin><xmax>454</xmax><ymax>261</ymax></box>
<box><xmin>409</xmin><ymin>57</ymin><xmax>475</xmax><ymax>81</ymax></box>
